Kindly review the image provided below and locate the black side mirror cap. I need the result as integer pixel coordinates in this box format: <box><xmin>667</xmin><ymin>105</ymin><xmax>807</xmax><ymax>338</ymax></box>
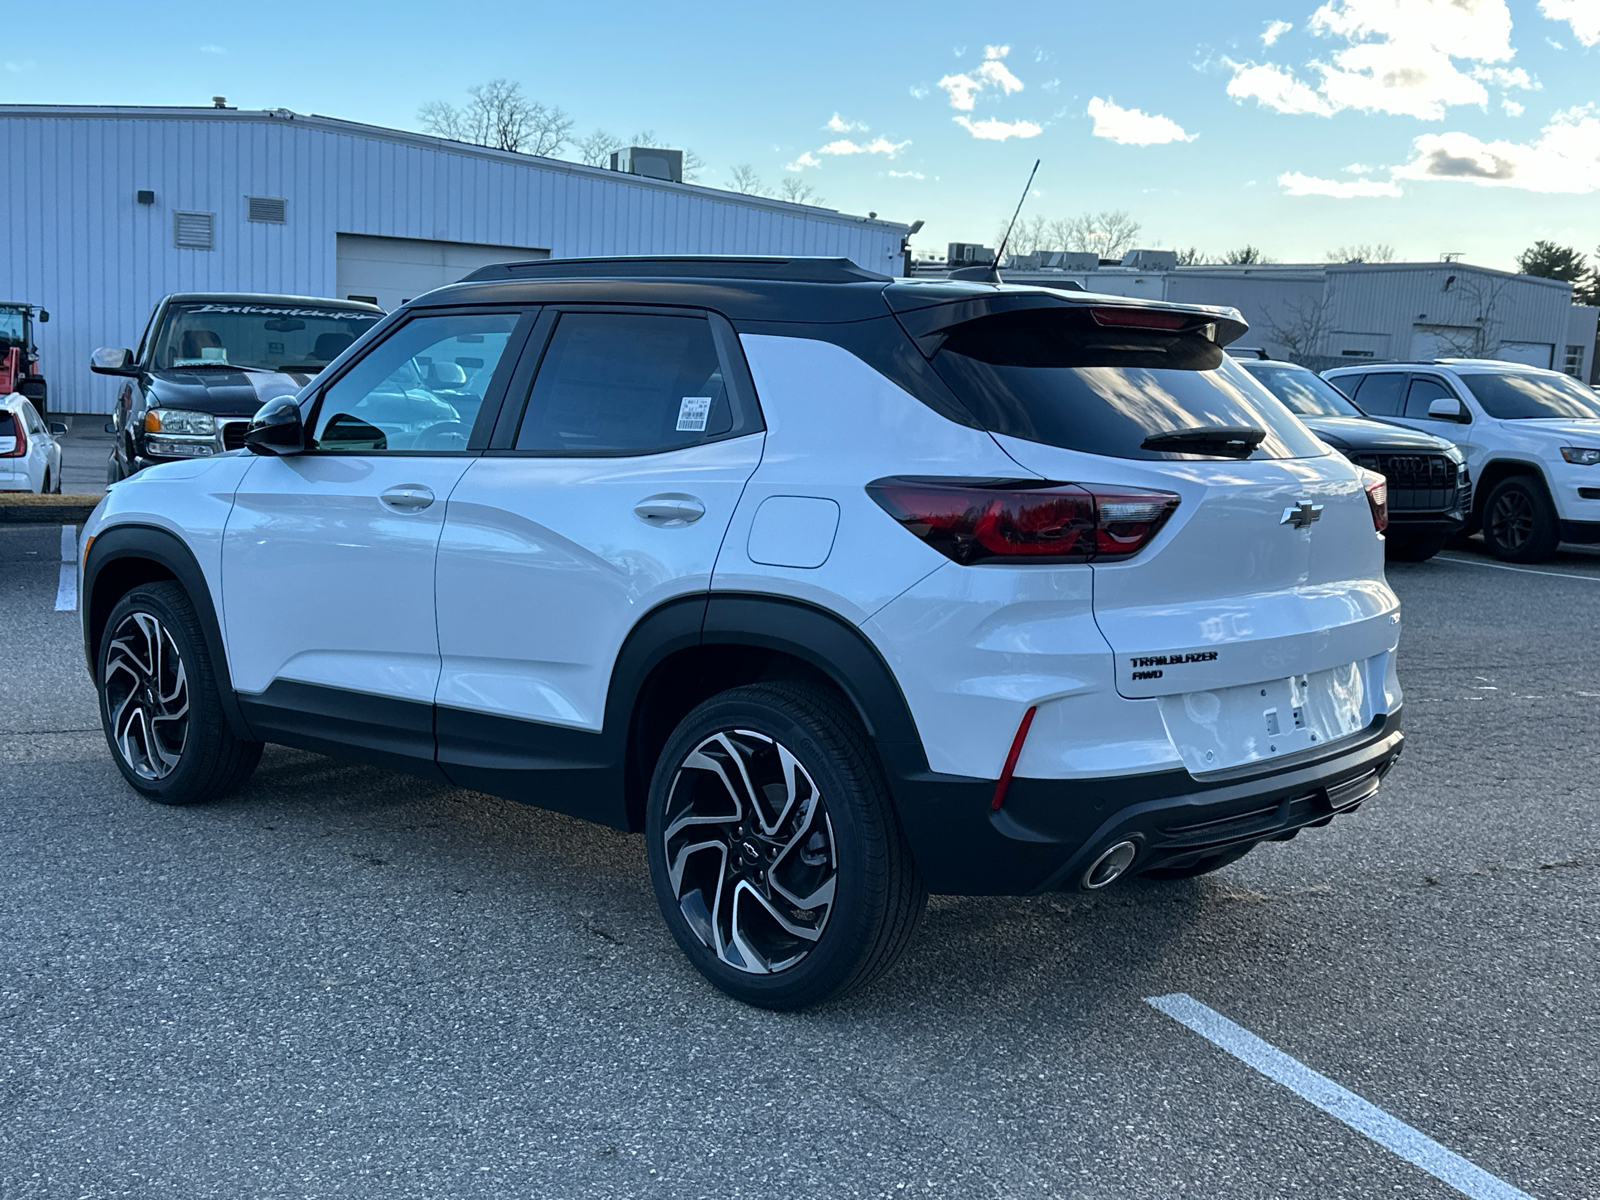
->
<box><xmin>38</xmin><ymin>310</ymin><xmax>49</xmax><ymax>323</ymax></box>
<box><xmin>89</xmin><ymin>347</ymin><xmax>136</xmax><ymax>376</ymax></box>
<box><xmin>245</xmin><ymin>396</ymin><xmax>307</xmax><ymax>456</ymax></box>
<box><xmin>49</xmin><ymin>422</ymin><xmax>68</xmax><ymax>436</ymax></box>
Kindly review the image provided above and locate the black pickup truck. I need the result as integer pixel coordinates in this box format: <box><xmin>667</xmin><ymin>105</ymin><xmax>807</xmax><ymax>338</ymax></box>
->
<box><xmin>91</xmin><ymin>293</ymin><xmax>382</xmax><ymax>482</ymax></box>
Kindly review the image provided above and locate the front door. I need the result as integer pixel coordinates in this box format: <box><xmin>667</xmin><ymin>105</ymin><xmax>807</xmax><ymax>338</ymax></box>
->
<box><xmin>221</xmin><ymin>308</ymin><xmax>527</xmax><ymax>768</ymax></box>
<box><xmin>433</xmin><ymin>308</ymin><xmax>765</xmax><ymax>821</ymax></box>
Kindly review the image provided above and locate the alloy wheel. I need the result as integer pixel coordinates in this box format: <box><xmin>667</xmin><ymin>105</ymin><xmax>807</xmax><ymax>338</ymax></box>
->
<box><xmin>1489</xmin><ymin>489</ymin><xmax>1533</xmax><ymax>552</ymax></box>
<box><xmin>662</xmin><ymin>729</ymin><xmax>837</xmax><ymax>974</ymax></box>
<box><xmin>103</xmin><ymin>612</ymin><xmax>190</xmax><ymax>780</ymax></box>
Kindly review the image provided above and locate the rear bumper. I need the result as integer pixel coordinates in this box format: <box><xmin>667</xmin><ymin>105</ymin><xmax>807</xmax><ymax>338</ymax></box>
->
<box><xmin>881</xmin><ymin>709</ymin><xmax>1403</xmax><ymax>895</ymax></box>
<box><xmin>1387</xmin><ymin>511</ymin><xmax>1467</xmax><ymax>535</ymax></box>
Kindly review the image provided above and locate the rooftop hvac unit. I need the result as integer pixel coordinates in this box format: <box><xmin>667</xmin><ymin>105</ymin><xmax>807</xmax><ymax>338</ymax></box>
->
<box><xmin>947</xmin><ymin>242</ymin><xmax>994</xmax><ymax>265</ymax></box>
<box><xmin>1120</xmin><ymin>249</ymin><xmax>1179</xmax><ymax>270</ymax></box>
<box><xmin>1015</xmin><ymin>251</ymin><xmax>1099</xmax><ymax>271</ymax></box>
<box><xmin>610</xmin><ymin>147</ymin><xmax>685</xmax><ymax>183</ymax></box>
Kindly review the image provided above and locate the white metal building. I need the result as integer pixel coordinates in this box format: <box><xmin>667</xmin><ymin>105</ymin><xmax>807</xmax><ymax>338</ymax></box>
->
<box><xmin>1</xmin><ymin>104</ymin><xmax>909</xmax><ymax>413</ymax></box>
<box><xmin>973</xmin><ymin>256</ymin><xmax>1599</xmax><ymax>383</ymax></box>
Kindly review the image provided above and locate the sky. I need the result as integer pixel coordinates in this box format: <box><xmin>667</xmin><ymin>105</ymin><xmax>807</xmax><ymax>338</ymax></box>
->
<box><xmin>4</xmin><ymin>0</ymin><xmax>1598</xmax><ymax>271</ymax></box>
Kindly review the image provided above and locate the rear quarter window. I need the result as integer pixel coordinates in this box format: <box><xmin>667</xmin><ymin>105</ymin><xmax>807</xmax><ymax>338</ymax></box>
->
<box><xmin>929</xmin><ymin>308</ymin><xmax>1326</xmax><ymax>461</ymax></box>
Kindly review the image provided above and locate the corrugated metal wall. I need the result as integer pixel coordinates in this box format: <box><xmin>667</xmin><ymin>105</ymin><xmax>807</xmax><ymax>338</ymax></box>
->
<box><xmin>1</xmin><ymin>107</ymin><xmax>907</xmax><ymax>412</ymax></box>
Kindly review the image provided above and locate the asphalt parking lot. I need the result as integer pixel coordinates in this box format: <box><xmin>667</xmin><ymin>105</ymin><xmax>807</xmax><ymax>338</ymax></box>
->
<box><xmin>2</xmin><ymin>527</ymin><xmax>1596</xmax><ymax>1200</ymax></box>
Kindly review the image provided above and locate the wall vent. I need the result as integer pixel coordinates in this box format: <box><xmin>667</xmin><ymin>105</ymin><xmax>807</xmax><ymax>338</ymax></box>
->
<box><xmin>173</xmin><ymin>210</ymin><xmax>214</xmax><ymax>250</ymax></box>
<box><xmin>247</xmin><ymin>195</ymin><xmax>287</xmax><ymax>224</ymax></box>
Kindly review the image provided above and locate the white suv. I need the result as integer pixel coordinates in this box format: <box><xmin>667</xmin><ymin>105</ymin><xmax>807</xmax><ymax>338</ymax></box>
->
<box><xmin>1324</xmin><ymin>359</ymin><xmax>1600</xmax><ymax>562</ymax></box>
<box><xmin>82</xmin><ymin>257</ymin><xmax>1404</xmax><ymax>1008</ymax></box>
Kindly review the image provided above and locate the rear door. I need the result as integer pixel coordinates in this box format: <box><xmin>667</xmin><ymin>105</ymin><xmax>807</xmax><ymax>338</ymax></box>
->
<box><xmin>431</xmin><ymin>307</ymin><xmax>764</xmax><ymax>819</ymax></box>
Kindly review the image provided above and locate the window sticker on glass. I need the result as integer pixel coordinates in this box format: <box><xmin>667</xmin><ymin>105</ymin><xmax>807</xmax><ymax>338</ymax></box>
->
<box><xmin>677</xmin><ymin>396</ymin><xmax>712</xmax><ymax>433</ymax></box>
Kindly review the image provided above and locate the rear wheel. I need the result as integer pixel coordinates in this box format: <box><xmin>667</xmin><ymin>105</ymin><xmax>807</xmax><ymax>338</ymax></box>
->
<box><xmin>1142</xmin><ymin>843</ymin><xmax>1257</xmax><ymax>881</ymax></box>
<box><xmin>97</xmin><ymin>581</ymin><xmax>262</xmax><ymax>805</ymax></box>
<box><xmin>40</xmin><ymin>469</ymin><xmax>50</xmax><ymax>496</ymax></box>
<box><xmin>1481</xmin><ymin>476</ymin><xmax>1560</xmax><ymax>563</ymax></box>
<box><xmin>1385</xmin><ymin>532</ymin><xmax>1447</xmax><ymax>562</ymax></box>
<box><xmin>645</xmin><ymin>682</ymin><xmax>926</xmax><ymax>1010</ymax></box>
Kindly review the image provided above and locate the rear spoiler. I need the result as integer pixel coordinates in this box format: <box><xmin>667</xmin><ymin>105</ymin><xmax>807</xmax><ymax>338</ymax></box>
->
<box><xmin>885</xmin><ymin>290</ymin><xmax>1249</xmax><ymax>358</ymax></box>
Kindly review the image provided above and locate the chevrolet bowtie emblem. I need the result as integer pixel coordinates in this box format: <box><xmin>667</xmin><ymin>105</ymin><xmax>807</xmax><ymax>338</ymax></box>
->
<box><xmin>1281</xmin><ymin>500</ymin><xmax>1324</xmax><ymax>529</ymax></box>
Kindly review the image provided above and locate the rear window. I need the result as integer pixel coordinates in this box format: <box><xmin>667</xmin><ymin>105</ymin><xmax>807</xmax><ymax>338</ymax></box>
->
<box><xmin>929</xmin><ymin>309</ymin><xmax>1326</xmax><ymax>460</ymax></box>
<box><xmin>1460</xmin><ymin>371</ymin><xmax>1600</xmax><ymax>420</ymax></box>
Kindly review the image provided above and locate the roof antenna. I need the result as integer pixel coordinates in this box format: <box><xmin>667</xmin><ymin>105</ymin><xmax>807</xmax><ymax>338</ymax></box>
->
<box><xmin>950</xmin><ymin>158</ymin><xmax>1040</xmax><ymax>284</ymax></box>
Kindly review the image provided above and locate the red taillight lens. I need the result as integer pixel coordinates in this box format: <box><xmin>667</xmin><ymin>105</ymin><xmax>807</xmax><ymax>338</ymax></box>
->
<box><xmin>0</xmin><ymin>419</ymin><xmax>26</xmax><ymax>458</ymax></box>
<box><xmin>866</xmin><ymin>477</ymin><xmax>1180</xmax><ymax>565</ymax></box>
<box><xmin>1365</xmin><ymin>477</ymin><xmax>1388</xmax><ymax>533</ymax></box>
<box><xmin>1089</xmin><ymin>307</ymin><xmax>1192</xmax><ymax>332</ymax></box>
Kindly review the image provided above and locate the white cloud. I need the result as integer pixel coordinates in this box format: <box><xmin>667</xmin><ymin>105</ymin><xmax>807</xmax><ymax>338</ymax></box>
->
<box><xmin>820</xmin><ymin>136</ymin><xmax>909</xmax><ymax>157</ymax></box>
<box><xmin>909</xmin><ymin>84</ymin><xmax>929</xmax><ymax>100</ymax></box>
<box><xmin>1227</xmin><ymin>0</ymin><xmax>1524</xmax><ymax>121</ymax></box>
<box><xmin>1262</xmin><ymin>19</ymin><xmax>1293</xmax><ymax>46</ymax></box>
<box><xmin>1278</xmin><ymin>170</ymin><xmax>1404</xmax><ymax>197</ymax></box>
<box><xmin>937</xmin><ymin>44</ymin><xmax>1024</xmax><ymax>111</ymax></box>
<box><xmin>1041</xmin><ymin>78</ymin><xmax>1060</xmax><ymax>93</ymax></box>
<box><xmin>1471</xmin><ymin>65</ymin><xmax>1533</xmax><ymax>89</ymax></box>
<box><xmin>785</xmin><ymin>151</ymin><xmax>823</xmax><ymax>171</ymax></box>
<box><xmin>200</xmin><ymin>44</ymin><xmax>226</xmax><ymax>54</ymax></box>
<box><xmin>888</xmin><ymin>170</ymin><xmax>926</xmax><ymax>179</ymax></box>
<box><xmin>953</xmin><ymin>116</ymin><xmax>1043</xmax><ymax>140</ymax></box>
<box><xmin>1391</xmin><ymin>104</ymin><xmax>1600</xmax><ymax>191</ymax></box>
<box><xmin>1344</xmin><ymin>161</ymin><xmax>1374</xmax><ymax>173</ymax></box>
<box><xmin>1086</xmin><ymin>96</ymin><xmax>1196</xmax><ymax>144</ymax></box>
<box><xmin>1540</xmin><ymin>0</ymin><xmax>1600</xmax><ymax>46</ymax></box>
<box><xmin>1503</xmin><ymin>97</ymin><xmax>1525</xmax><ymax>116</ymax></box>
<box><xmin>826</xmin><ymin>113</ymin><xmax>867</xmax><ymax>133</ymax></box>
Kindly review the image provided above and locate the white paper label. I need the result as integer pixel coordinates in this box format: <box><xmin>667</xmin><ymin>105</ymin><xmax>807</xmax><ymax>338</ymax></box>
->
<box><xmin>676</xmin><ymin>396</ymin><xmax>712</xmax><ymax>432</ymax></box>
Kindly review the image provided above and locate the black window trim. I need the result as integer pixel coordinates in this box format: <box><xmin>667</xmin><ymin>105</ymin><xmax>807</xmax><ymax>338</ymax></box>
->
<box><xmin>485</xmin><ymin>303</ymin><xmax>766</xmax><ymax>459</ymax></box>
<box><xmin>299</xmin><ymin>305</ymin><xmax>538</xmax><ymax>457</ymax></box>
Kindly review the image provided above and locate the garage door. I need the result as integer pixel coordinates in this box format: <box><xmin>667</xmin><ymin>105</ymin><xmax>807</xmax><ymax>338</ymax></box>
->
<box><xmin>1496</xmin><ymin>341</ymin><xmax>1554</xmax><ymax>369</ymax></box>
<box><xmin>335</xmin><ymin>234</ymin><xmax>550</xmax><ymax>312</ymax></box>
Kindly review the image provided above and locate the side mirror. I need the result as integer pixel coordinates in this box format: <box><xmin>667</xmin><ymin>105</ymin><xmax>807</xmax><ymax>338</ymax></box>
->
<box><xmin>104</xmin><ymin>420</ymin><xmax>117</xmax><ymax>435</ymax></box>
<box><xmin>90</xmin><ymin>347</ymin><xmax>136</xmax><ymax>375</ymax></box>
<box><xmin>38</xmin><ymin>310</ymin><xmax>49</xmax><ymax>323</ymax></box>
<box><xmin>49</xmin><ymin>422</ymin><xmax>68</xmax><ymax>436</ymax></box>
<box><xmin>1427</xmin><ymin>397</ymin><xmax>1467</xmax><ymax>421</ymax></box>
<box><xmin>244</xmin><ymin>396</ymin><xmax>307</xmax><ymax>456</ymax></box>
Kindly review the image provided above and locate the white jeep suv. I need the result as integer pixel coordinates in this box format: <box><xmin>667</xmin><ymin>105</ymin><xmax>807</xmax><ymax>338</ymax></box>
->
<box><xmin>82</xmin><ymin>257</ymin><xmax>1404</xmax><ymax>1008</ymax></box>
<box><xmin>1324</xmin><ymin>359</ymin><xmax>1600</xmax><ymax>562</ymax></box>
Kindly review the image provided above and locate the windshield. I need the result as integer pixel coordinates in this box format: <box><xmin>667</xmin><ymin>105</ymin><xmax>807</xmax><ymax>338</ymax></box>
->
<box><xmin>1239</xmin><ymin>362</ymin><xmax>1363</xmax><ymax>418</ymax></box>
<box><xmin>151</xmin><ymin>302</ymin><xmax>380</xmax><ymax>372</ymax></box>
<box><xmin>1461</xmin><ymin>371</ymin><xmax>1600</xmax><ymax>421</ymax></box>
<box><xmin>0</xmin><ymin>309</ymin><xmax>23</xmax><ymax>344</ymax></box>
<box><xmin>931</xmin><ymin>309</ymin><xmax>1326</xmax><ymax>460</ymax></box>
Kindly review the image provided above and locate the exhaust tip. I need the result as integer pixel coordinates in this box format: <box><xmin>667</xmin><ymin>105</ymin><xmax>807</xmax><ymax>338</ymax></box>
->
<box><xmin>1083</xmin><ymin>840</ymin><xmax>1138</xmax><ymax>889</ymax></box>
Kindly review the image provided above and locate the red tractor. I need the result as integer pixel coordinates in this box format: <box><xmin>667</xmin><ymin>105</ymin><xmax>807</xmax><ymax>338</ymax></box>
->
<box><xmin>0</xmin><ymin>302</ymin><xmax>49</xmax><ymax>422</ymax></box>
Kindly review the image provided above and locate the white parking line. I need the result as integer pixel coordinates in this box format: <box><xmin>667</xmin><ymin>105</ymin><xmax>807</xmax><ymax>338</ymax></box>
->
<box><xmin>1435</xmin><ymin>555</ymin><xmax>1600</xmax><ymax>583</ymax></box>
<box><xmin>54</xmin><ymin>524</ymin><xmax>78</xmax><ymax>612</ymax></box>
<box><xmin>1147</xmin><ymin>993</ymin><xmax>1537</xmax><ymax>1200</ymax></box>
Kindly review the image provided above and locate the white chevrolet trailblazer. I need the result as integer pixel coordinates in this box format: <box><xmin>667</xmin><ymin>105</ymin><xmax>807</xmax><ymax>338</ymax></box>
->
<box><xmin>82</xmin><ymin>257</ymin><xmax>1404</xmax><ymax>1008</ymax></box>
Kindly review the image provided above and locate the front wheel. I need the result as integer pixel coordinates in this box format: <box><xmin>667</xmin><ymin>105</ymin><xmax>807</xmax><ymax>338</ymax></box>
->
<box><xmin>1481</xmin><ymin>476</ymin><xmax>1560</xmax><ymax>563</ymax></box>
<box><xmin>645</xmin><ymin>682</ymin><xmax>926</xmax><ymax>1010</ymax></box>
<box><xmin>97</xmin><ymin>581</ymin><xmax>262</xmax><ymax>805</ymax></box>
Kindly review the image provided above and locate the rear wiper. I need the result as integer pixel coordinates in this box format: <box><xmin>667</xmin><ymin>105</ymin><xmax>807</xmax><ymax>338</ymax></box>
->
<box><xmin>1142</xmin><ymin>425</ymin><xmax>1266</xmax><ymax>459</ymax></box>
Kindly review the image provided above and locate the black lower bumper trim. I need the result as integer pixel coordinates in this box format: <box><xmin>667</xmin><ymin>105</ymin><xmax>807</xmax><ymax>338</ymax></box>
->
<box><xmin>1559</xmin><ymin>519</ymin><xmax>1600</xmax><ymax>545</ymax></box>
<box><xmin>881</xmin><ymin>710</ymin><xmax>1403</xmax><ymax>895</ymax></box>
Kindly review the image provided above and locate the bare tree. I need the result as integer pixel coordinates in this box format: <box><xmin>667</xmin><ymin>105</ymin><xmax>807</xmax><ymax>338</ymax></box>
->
<box><xmin>729</xmin><ymin>164</ymin><xmax>768</xmax><ymax>196</ymax></box>
<box><xmin>419</xmin><ymin>79</ymin><xmax>573</xmax><ymax>156</ymax></box>
<box><xmin>778</xmin><ymin>177</ymin><xmax>824</xmax><ymax>205</ymax></box>
<box><xmin>1173</xmin><ymin>246</ymin><xmax>1208</xmax><ymax>266</ymax></box>
<box><xmin>1222</xmin><ymin>245</ymin><xmax>1274</xmax><ymax>265</ymax></box>
<box><xmin>1060</xmin><ymin>210</ymin><xmax>1142</xmax><ymax>259</ymax></box>
<box><xmin>1436</xmin><ymin>273</ymin><xmax>1512</xmax><ymax>358</ymax></box>
<box><xmin>1326</xmin><ymin>243</ymin><xmax>1395</xmax><ymax>263</ymax></box>
<box><xmin>1263</xmin><ymin>291</ymin><xmax>1336</xmax><ymax>365</ymax></box>
<box><xmin>576</xmin><ymin>128</ymin><xmax>624</xmax><ymax>167</ymax></box>
<box><xmin>992</xmin><ymin>215</ymin><xmax>1050</xmax><ymax>257</ymax></box>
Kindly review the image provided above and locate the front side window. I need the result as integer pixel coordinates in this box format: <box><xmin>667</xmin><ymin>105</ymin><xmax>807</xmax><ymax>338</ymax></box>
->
<box><xmin>1460</xmin><ymin>371</ymin><xmax>1600</xmax><ymax>420</ymax></box>
<box><xmin>1350</xmin><ymin>372</ymin><xmax>1406</xmax><ymax>416</ymax></box>
<box><xmin>151</xmin><ymin>302</ymin><xmax>380</xmax><ymax>372</ymax></box>
<box><xmin>514</xmin><ymin>313</ymin><xmax>741</xmax><ymax>454</ymax></box>
<box><xmin>312</xmin><ymin>312</ymin><xmax>519</xmax><ymax>452</ymax></box>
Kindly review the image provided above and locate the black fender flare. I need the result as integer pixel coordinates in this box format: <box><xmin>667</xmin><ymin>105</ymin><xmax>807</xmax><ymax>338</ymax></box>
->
<box><xmin>82</xmin><ymin>523</ymin><xmax>255</xmax><ymax>741</ymax></box>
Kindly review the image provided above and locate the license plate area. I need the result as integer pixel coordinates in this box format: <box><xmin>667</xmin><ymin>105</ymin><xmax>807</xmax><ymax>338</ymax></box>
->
<box><xmin>1156</xmin><ymin>660</ymin><xmax>1374</xmax><ymax>775</ymax></box>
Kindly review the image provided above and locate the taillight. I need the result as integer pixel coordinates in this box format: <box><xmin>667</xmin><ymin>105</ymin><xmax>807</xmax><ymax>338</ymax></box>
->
<box><xmin>1365</xmin><ymin>477</ymin><xmax>1388</xmax><ymax>533</ymax></box>
<box><xmin>0</xmin><ymin>420</ymin><xmax>25</xmax><ymax>458</ymax></box>
<box><xmin>866</xmin><ymin>477</ymin><xmax>1180</xmax><ymax>565</ymax></box>
<box><xmin>1089</xmin><ymin>307</ymin><xmax>1191</xmax><ymax>331</ymax></box>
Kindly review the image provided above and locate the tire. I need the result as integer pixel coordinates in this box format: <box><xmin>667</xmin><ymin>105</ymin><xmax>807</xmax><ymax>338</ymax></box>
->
<box><xmin>1385</xmin><ymin>532</ymin><xmax>1447</xmax><ymax>562</ymax></box>
<box><xmin>39</xmin><ymin>469</ymin><xmax>50</xmax><ymax>496</ymax></box>
<box><xmin>97</xmin><ymin>580</ymin><xmax>262</xmax><ymax>805</ymax></box>
<box><xmin>645</xmin><ymin>682</ymin><xmax>926</xmax><ymax>1010</ymax></box>
<box><xmin>1481</xmin><ymin>476</ymin><xmax>1560</xmax><ymax>563</ymax></box>
<box><xmin>1142</xmin><ymin>842</ymin><xmax>1257</xmax><ymax>881</ymax></box>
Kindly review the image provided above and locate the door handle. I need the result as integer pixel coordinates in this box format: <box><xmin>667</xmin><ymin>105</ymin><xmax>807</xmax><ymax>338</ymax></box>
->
<box><xmin>380</xmin><ymin>484</ymin><xmax>435</xmax><ymax>512</ymax></box>
<box><xmin>633</xmin><ymin>495</ymin><xmax>706</xmax><ymax>527</ymax></box>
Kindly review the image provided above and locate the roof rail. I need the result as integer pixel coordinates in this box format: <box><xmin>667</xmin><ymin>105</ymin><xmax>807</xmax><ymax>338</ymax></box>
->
<box><xmin>459</xmin><ymin>255</ymin><xmax>892</xmax><ymax>285</ymax></box>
